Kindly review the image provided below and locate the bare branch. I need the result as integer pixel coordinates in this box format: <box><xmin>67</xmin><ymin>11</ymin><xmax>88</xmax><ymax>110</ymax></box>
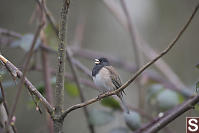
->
<box><xmin>102</xmin><ymin>0</ymin><xmax>188</xmax><ymax>92</ymax></box>
<box><xmin>119</xmin><ymin>0</ymin><xmax>144</xmax><ymax>108</ymax></box>
<box><xmin>0</xmin><ymin>28</ymin><xmax>22</xmax><ymax>38</ymax></box>
<box><xmin>40</xmin><ymin>31</ymin><xmax>54</xmax><ymax>132</ymax></box>
<box><xmin>34</xmin><ymin>0</ymin><xmax>58</xmax><ymax>35</ymax></box>
<box><xmin>0</xmin><ymin>28</ymin><xmax>193</xmax><ymax>97</ymax></box>
<box><xmin>65</xmin><ymin>48</ymin><xmax>95</xmax><ymax>133</ymax></box>
<box><xmin>8</xmin><ymin>19</ymin><xmax>45</xmax><ymax>124</ymax></box>
<box><xmin>53</xmin><ymin>0</ymin><xmax>70</xmax><ymax>132</ymax></box>
<box><xmin>0</xmin><ymin>55</ymin><xmax>54</xmax><ymax>115</ymax></box>
<box><xmin>0</xmin><ymin>81</ymin><xmax>16</xmax><ymax>133</ymax></box>
<box><xmin>60</xmin><ymin>2</ymin><xmax>197</xmax><ymax>119</ymax></box>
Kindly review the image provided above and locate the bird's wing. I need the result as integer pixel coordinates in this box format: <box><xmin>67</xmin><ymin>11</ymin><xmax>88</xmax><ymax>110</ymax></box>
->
<box><xmin>104</xmin><ymin>66</ymin><xmax>126</xmax><ymax>96</ymax></box>
<box><xmin>104</xmin><ymin>66</ymin><xmax>122</xmax><ymax>88</ymax></box>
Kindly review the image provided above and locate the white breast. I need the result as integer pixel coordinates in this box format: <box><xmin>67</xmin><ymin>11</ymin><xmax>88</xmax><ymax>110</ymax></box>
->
<box><xmin>92</xmin><ymin>68</ymin><xmax>113</xmax><ymax>93</ymax></box>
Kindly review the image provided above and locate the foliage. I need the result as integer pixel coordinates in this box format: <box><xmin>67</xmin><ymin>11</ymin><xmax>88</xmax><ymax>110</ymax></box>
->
<box><xmin>101</xmin><ymin>97</ymin><xmax>121</xmax><ymax>110</ymax></box>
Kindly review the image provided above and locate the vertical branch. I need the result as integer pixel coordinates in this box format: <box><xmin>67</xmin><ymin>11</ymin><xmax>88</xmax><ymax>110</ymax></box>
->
<box><xmin>66</xmin><ymin>49</ymin><xmax>95</xmax><ymax>133</ymax></box>
<box><xmin>0</xmin><ymin>82</ymin><xmax>16</xmax><ymax>133</ymax></box>
<box><xmin>119</xmin><ymin>0</ymin><xmax>144</xmax><ymax>108</ymax></box>
<box><xmin>54</xmin><ymin>0</ymin><xmax>70</xmax><ymax>132</ymax></box>
<box><xmin>40</xmin><ymin>31</ymin><xmax>54</xmax><ymax>133</ymax></box>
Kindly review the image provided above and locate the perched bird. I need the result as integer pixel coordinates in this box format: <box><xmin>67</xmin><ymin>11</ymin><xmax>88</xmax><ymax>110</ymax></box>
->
<box><xmin>92</xmin><ymin>57</ymin><xmax>129</xmax><ymax>113</ymax></box>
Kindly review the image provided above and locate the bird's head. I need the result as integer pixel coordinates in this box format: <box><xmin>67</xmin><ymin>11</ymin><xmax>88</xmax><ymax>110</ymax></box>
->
<box><xmin>94</xmin><ymin>57</ymin><xmax>109</xmax><ymax>66</ymax></box>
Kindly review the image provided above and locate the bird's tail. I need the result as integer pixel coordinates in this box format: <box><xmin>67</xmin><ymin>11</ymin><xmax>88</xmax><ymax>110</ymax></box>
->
<box><xmin>118</xmin><ymin>95</ymin><xmax>129</xmax><ymax>114</ymax></box>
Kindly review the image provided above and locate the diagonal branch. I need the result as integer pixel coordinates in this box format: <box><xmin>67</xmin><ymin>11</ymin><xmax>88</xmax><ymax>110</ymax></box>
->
<box><xmin>0</xmin><ymin>55</ymin><xmax>54</xmax><ymax>115</ymax></box>
<box><xmin>134</xmin><ymin>93</ymin><xmax>199</xmax><ymax>133</ymax></box>
<box><xmin>102</xmin><ymin>0</ymin><xmax>188</xmax><ymax>91</ymax></box>
<box><xmin>60</xmin><ymin>2</ymin><xmax>198</xmax><ymax>120</ymax></box>
<box><xmin>8</xmin><ymin>19</ymin><xmax>45</xmax><ymax>123</ymax></box>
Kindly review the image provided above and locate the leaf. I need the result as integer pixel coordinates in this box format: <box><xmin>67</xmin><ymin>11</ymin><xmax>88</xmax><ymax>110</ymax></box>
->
<box><xmin>109</xmin><ymin>127</ymin><xmax>129</xmax><ymax>133</ymax></box>
<box><xmin>124</xmin><ymin>111</ymin><xmax>141</xmax><ymax>131</ymax></box>
<box><xmin>11</xmin><ymin>34</ymin><xmax>41</xmax><ymax>52</ymax></box>
<box><xmin>36</xmin><ymin>84</ymin><xmax>45</xmax><ymax>95</ymax></box>
<box><xmin>156</xmin><ymin>90</ymin><xmax>180</xmax><ymax>111</ymax></box>
<box><xmin>89</xmin><ymin>109</ymin><xmax>114</xmax><ymax>126</ymax></box>
<box><xmin>147</xmin><ymin>84</ymin><xmax>164</xmax><ymax>105</ymax></box>
<box><xmin>100</xmin><ymin>97</ymin><xmax>121</xmax><ymax>110</ymax></box>
<box><xmin>65</xmin><ymin>82</ymin><xmax>79</xmax><ymax>97</ymax></box>
<box><xmin>177</xmin><ymin>93</ymin><xmax>185</xmax><ymax>104</ymax></box>
<box><xmin>194</xmin><ymin>104</ymin><xmax>199</xmax><ymax>112</ymax></box>
<box><xmin>196</xmin><ymin>64</ymin><xmax>199</xmax><ymax>69</ymax></box>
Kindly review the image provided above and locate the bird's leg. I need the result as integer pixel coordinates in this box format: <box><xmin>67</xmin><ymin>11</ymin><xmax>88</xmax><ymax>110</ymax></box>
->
<box><xmin>97</xmin><ymin>89</ymin><xmax>107</xmax><ymax>100</ymax></box>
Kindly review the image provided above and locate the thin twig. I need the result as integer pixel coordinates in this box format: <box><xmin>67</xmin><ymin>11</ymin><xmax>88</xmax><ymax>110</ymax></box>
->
<box><xmin>0</xmin><ymin>81</ymin><xmax>16</xmax><ymax>133</ymax></box>
<box><xmin>8</xmin><ymin>19</ymin><xmax>45</xmax><ymax>124</ymax></box>
<box><xmin>34</xmin><ymin>0</ymin><xmax>59</xmax><ymax>35</ymax></box>
<box><xmin>32</xmin><ymin>65</ymin><xmax>97</xmax><ymax>89</ymax></box>
<box><xmin>40</xmin><ymin>31</ymin><xmax>54</xmax><ymax>132</ymax></box>
<box><xmin>0</xmin><ymin>28</ymin><xmax>22</xmax><ymax>38</ymax></box>
<box><xmin>0</xmin><ymin>28</ymin><xmax>193</xmax><ymax>97</ymax></box>
<box><xmin>60</xmin><ymin>1</ymin><xmax>197</xmax><ymax>119</ymax></box>
<box><xmin>65</xmin><ymin>48</ymin><xmax>95</xmax><ymax>133</ymax></box>
<box><xmin>134</xmin><ymin>94</ymin><xmax>198</xmax><ymax>133</ymax></box>
<box><xmin>0</xmin><ymin>55</ymin><xmax>54</xmax><ymax>115</ymax></box>
<box><xmin>119</xmin><ymin>0</ymin><xmax>144</xmax><ymax>108</ymax></box>
<box><xmin>141</xmin><ymin>42</ymin><xmax>187</xmax><ymax>89</ymax></box>
<box><xmin>40</xmin><ymin>44</ymin><xmax>193</xmax><ymax>98</ymax></box>
<box><xmin>102</xmin><ymin>0</ymin><xmax>188</xmax><ymax>91</ymax></box>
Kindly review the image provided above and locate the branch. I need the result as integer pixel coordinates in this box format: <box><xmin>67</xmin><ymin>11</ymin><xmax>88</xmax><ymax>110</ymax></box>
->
<box><xmin>8</xmin><ymin>18</ymin><xmax>45</xmax><ymax>123</ymax></box>
<box><xmin>0</xmin><ymin>28</ymin><xmax>22</xmax><ymax>38</ymax></box>
<box><xmin>53</xmin><ymin>0</ymin><xmax>70</xmax><ymax>132</ymax></box>
<box><xmin>102</xmin><ymin>0</ymin><xmax>188</xmax><ymax>91</ymax></box>
<box><xmin>0</xmin><ymin>82</ymin><xmax>16</xmax><ymax>133</ymax></box>
<box><xmin>135</xmin><ymin>95</ymin><xmax>198</xmax><ymax>133</ymax></box>
<box><xmin>65</xmin><ymin>48</ymin><xmax>95</xmax><ymax>133</ymax></box>
<box><xmin>141</xmin><ymin>42</ymin><xmax>187</xmax><ymax>89</ymax></box>
<box><xmin>32</xmin><ymin>65</ymin><xmax>97</xmax><ymax>90</ymax></box>
<box><xmin>60</xmin><ymin>2</ymin><xmax>197</xmax><ymax>119</ymax></box>
<box><xmin>0</xmin><ymin>28</ymin><xmax>193</xmax><ymax>97</ymax></box>
<box><xmin>34</xmin><ymin>0</ymin><xmax>59</xmax><ymax>35</ymax></box>
<box><xmin>40</xmin><ymin>41</ymin><xmax>193</xmax><ymax>98</ymax></box>
<box><xmin>0</xmin><ymin>55</ymin><xmax>54</xmax><ymax>115</ymax></box>
<box><xmin>40</xmin><ymin>31</ymin><xmax>54</xmax><ymax>132</ymax></box>
<box><xmin>119</xmin><ymin>0</ymin><xmax>144</xmax><ymax>108</ymax></box>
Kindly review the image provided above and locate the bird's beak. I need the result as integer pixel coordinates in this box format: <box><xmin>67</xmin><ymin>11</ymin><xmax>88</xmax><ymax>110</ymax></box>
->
<box><xmin>94</xmin><ymin>59</ymin><xmax>100</xmax><ymax>64</ymax></box>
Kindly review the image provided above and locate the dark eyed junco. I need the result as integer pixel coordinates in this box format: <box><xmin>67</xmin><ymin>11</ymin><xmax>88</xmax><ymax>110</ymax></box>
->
<box><xmin>92</xmin><ymin>57</ymin><xmax>129</xmax><ymax>113</ymax></box>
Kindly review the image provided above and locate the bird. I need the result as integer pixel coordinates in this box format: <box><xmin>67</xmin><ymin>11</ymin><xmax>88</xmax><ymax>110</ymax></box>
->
<box><xmin>92</xmin><ymin>57</ymin><xmax>129</xmax><ymax>113</ymax></box>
